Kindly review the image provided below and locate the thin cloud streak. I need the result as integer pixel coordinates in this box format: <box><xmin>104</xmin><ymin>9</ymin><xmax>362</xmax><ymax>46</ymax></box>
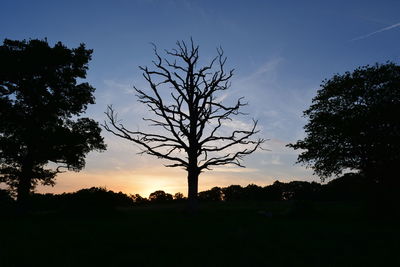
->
<box><xmin>351</xmin><ymin>22</ymin><xmax>400</xmax><ymax>41</ymax></box>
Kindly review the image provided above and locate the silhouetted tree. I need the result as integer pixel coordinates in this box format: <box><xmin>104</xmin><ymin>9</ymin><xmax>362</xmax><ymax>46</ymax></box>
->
<box><xmin>28</xmin><ymin>187</ymin><xmax>134</xmax><ymax>214</ymax></box>
<box><xmin>261</xmin><ymin>181</ymin><xmax>286</xmax><ymax>201</ymax></box>
<box><xmin>243</xmin><ymin>184</ymin><xmax>264</xmax><ymax>200</ymax></box>
<box><xmin>130</xmin><ymin>193</ymin><xmax>148</xmax><ymax>204</ymax></box>
<box><xmin>69</xmin><ymin>187</ymin><xmax>133</xmax><ymax>210</ymax></box>
<box><xmin>149</xmin><ymin>190</ymin><xmax>173</xmax><ymax>202</ymax></box>
<box><xmin>173</xmin><ymin>192</ymin><xmax>185</xmax><ymax>200</ymax></box>
<box><xmin>281</xmin><ymin>181</ymin><xmax>321</xmax><ymax>201</ymax></box>
<box><xmin>0</xmin><ymin>39</ymin><xmax>106</xmax><ymax>207</ymax></box>
<box><xmin>104</xmin><ymin>39</ymin><xmax>264</xmax><ymax>210</ymax></box>
<box><xmin>198</xmin><ymin>186</ymin><xmax>223</xmax><ymax>201</ymax></box>
<box><xmin>0</xmin><ymin>188</ymin><xmax>13</xmax><ymax>205</ymax></box>
<box><xmin>321</xmin><ymin>173</ymin><xmax>373</xmax><ymax>201</ymax></box>
<box><xmin>288</xmin><ymin>63</ymin><xmax>400</xmax><ymax>186</ymax></box>
<box><xmin>222</xmin><ymin>185</ymin><xmax>245</xmax><ymax>201</ymax></box>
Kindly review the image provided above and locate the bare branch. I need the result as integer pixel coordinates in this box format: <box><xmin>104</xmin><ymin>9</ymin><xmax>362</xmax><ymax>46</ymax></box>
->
<box><xmin>104</xmin><ymin>39</ymin><xmax>265</xmax><ymax>176</ymax></box>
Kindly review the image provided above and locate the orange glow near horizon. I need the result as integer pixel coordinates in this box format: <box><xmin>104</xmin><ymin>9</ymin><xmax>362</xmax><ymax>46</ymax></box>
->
<box><xmin>36</xmin><ymin>165</ymin><xmax>275</xmax><ymax>198</ymax></box>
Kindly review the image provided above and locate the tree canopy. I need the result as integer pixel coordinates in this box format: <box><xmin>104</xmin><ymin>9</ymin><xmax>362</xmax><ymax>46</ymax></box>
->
<box><xmin>0</xmin><ymin>39</ymin><xmax>106</xmax><ymax>202</ymax></box>
<box><xmin>288</xmin><ymin>63</ymin><xmax>400</xmax><ymax>185</ymax></box>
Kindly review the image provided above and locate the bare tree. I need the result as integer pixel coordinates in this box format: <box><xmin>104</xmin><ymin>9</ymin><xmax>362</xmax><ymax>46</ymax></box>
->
<box><xmin>104</xmin><ymin>39</ymin><xmax>264</xmax><ymax>209</ymax></box>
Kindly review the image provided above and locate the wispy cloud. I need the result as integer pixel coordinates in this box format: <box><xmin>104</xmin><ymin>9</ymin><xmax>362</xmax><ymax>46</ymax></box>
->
<box><xmin>103</xmin><ymin>79</ymin><xmax>135</xmax><ymax>94</ymax></box>
<box><xmin>351</xmin><ymin>22</ymin><xmax>400</xmax><ymax>41</ymax></box>
<box><xmin>238</xmin><ymin>57</ymin><xmax>284</xmax><ymax>84</ymax></box>
<box><xmin>212</xmin><ymin>166</ymin><xmax>259</xmax><ymax>173</ymax></box>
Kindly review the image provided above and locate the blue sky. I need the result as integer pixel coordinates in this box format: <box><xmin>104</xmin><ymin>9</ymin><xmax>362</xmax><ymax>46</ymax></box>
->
<box><xmin>1</xmin><ymin>0</ymin><xmax>400</xmax><ymax>196</ymax></box>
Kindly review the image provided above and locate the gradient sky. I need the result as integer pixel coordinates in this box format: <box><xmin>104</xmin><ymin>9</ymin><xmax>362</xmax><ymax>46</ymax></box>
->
<box><xmin>1</xmin><ymin>0</ymin><xmax>400</xmax><ymax>197</ymax></box>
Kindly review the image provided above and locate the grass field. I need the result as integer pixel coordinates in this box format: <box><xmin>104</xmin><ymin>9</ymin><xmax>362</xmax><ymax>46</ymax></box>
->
<box><xmin>0</xmin><ymin>201</ymin><xmax>399</xmax><ymax>266</ymax></box>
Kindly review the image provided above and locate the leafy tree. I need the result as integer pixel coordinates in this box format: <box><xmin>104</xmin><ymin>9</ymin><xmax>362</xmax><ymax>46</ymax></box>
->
<box><xmin>69</xmin><ymin>187</ymin><xmax>133</xmax><ymax>209</ymax></box>
<box><xmin>288</xmin><ymin>63</ymin><xmax>400</xmax><ymax>186</ymax></box>
<box><xmin>149</xmin><ymin>190</ymin><xmax>173</xmax><ymax>202</ymax></box>
<box><xmin>242</xmin><ymin>184</ymin><xmax>264</xmax><ymax>200</ymax></box>
<box><xmin>0</xmin><ymin>39</ymin><xmax>106</xmax><ymax>204</ymax></box>
<box><xmin>173</xmin><ymin>192</ymin><xmax>185</xmax><ymax>200</ymax></box>
<box><xmin>130</xmin><ymin>193</ymin><xmax>148</xmax><ymax>204</ymax></box>
<box><xmin>321</xmin><ymin>173</ymin><xmax>373</xmax><ymax>201</ymax></box>
<box><xmin>104</xmin><ymin>39</ymin><xmax>264</xmax><ymax>210</ymax></box>
<box><xmin>198</xmin><ymin>186</ymin><xmax>223</xmax><ymax>201</ymax></box>
<box><xmin>262</xmin><ymin>181</ymin><xmax>284</xmax><ymax>201</ymax></box>
<box><xmin>281</xmin><ymin>181</ymin><xmax>321</xmax><ymax>201</ymax></box>
<box><xmin>222</xmin><ymin>185</ymin><xmax>244</xmax><ymax>201</ymax></box>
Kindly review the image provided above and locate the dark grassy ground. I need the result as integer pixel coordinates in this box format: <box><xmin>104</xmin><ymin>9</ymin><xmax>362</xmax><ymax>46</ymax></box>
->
<box><xmin>0</xmin><ymin>201</ymin><xmax>399</xmax><ymax>266</ymax></box>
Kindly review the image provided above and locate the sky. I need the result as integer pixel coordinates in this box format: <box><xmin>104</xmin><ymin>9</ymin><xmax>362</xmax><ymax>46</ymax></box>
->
<box><xmin>1</xmin><ymin>0</ymin><xmax>400</xmax><ymax>197</ymax></box>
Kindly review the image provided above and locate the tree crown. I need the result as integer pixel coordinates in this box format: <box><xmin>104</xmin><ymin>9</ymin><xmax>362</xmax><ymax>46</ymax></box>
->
<box><xmin>288</xmin><ymin>62</ymin><xmax>400</xmax><ymax>182</ymax></box>
<box><xmin>105</xmin><ymin>39</ymin><xmax>264</xmax><ymax>172</ymax></box>
<box><xmin>0</xmin><ymin>38</ymin><xmax>106</xmax><ymax>191</ymax></box>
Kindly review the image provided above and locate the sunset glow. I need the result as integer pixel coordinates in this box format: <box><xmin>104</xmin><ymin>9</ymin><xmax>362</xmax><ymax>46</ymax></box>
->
<box><xmin>37</xmin><ymin>164</ymin><xmax>283</xmax><ymax>197</ymax></box>
<box><xmin>2</xmin><ymin>0</ymin><xmax>399</xmax><ymax>196</ymax></box>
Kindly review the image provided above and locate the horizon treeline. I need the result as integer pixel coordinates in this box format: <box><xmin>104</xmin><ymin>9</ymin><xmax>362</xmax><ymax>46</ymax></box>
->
<box><xmin>0</xmin><ymin>172</ymin><xmax>374</xmax><ymax>211</ymax></box>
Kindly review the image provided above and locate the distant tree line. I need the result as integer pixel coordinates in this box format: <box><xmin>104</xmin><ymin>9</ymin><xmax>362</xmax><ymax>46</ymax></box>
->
<box><xmin>198</xmin><ymin>173</ymin><xmax>373</xmax><ymax>202</ymax></box>
<box><xmin>0</xmin><ymin>173</ymin><xmax>376</xmax><ymax>214</ymax></box>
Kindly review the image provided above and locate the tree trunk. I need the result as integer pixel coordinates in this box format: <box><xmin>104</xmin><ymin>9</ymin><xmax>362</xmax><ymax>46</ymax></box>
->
<box><xmin>187</xmin><ymin>166</ymin><xmax>199</xmax><ymax>213</ymax></box>
<box><xmin>17</xmin><ymin>175</ymin><xmax>31</xmax><ymax>203</ymax></box>
<box><xmin>16</xmin><ymin>160</ymin><xmax>33</xmax><ymax>213</ymax></box>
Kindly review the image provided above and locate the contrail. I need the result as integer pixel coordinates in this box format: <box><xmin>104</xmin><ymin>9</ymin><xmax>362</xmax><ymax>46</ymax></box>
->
<box><xmin>351</xmin><ymin>22</ymin><xmax>400</xmax><ymax>41</ymax></box>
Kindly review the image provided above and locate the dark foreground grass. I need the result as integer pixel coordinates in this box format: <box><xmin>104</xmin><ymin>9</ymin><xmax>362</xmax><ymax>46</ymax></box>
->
<box><xmin>0</xmin><ymin>201</ymin><xmax>399</xmax><ymax>266</ymax></box>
